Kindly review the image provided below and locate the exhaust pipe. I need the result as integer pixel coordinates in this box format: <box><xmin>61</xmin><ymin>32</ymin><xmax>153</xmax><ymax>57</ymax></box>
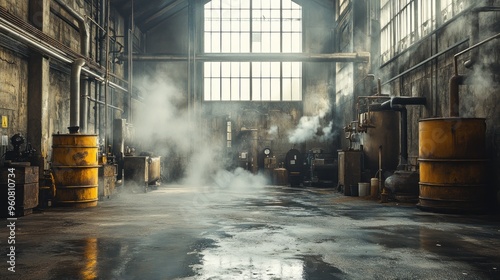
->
<box><xmin>69</xmin><ymin>58</ymin><xmax>86</xmax><ymax>133</ymax></box>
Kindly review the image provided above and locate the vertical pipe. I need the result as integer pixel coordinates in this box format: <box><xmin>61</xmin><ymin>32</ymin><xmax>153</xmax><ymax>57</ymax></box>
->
<box><xmin>104</xmin><ymin>0</ymin><xmax>110</xmax><ymax>150</ymax></box>
<box><xmin>128</xmin><ymin>0</ymin><xmax>134</xmax><ymax>122</ymax></box>
<box><xmin>449</xmin><ymin>75</ymin><xmax>464</xmax><ymax>117</ymax></box>
<box><xmin>70</xmin><ymin>58</ymin><xmax>86</xmax><ymax>133</ymax></box>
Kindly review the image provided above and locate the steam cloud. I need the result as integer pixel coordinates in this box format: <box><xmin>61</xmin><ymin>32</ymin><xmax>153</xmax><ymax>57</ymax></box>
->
<box><xmin>287</xmin><ymin>108</ymin><xmax>335</xmax><ymax>144</ymax></box>
<box><xmin>133</xmin><ymin>67</ymin><xmax>267</xmax><ymax>191</ymax></box>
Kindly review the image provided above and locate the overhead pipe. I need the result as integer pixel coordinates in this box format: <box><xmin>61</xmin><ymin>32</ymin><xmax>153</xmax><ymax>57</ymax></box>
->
<box><xmin>53</xmin><ymin>0</ymin><xmax>91</xmax><ymax>132</ymax></box>
<box><xmin>69</xmin><ymin>58</ymin><xmax>86</xmax><ymax>133</ymax></box>
<box><xmin>118</xmin><ymin>52</ymin><xmax>372</xmax><ymax>63</ymax></box>
<box><xmin>0</xmin><ymin>14</ymin><xmax>128</xmax><ymax>92</ymax></box>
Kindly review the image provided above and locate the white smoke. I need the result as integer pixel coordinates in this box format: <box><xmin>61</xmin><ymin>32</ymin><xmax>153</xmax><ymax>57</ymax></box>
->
<box><xmin>133</xmin><ymin>67</ymin><xmax>267</xmax><ymax>190</ymax></box>
<box><xmin>287</xmin><ymin>108</ymin><xmax>335</xmax><ymax>144</ymax></box>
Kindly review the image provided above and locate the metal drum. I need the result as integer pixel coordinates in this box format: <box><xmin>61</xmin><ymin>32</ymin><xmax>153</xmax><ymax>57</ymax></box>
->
<box><xmin>418</xmin><ymin>118</ymin><xmax>488</xmax><ymax>213</ymax></box>
<box><xmin>52</xmin><ymin>134</ymin><xmax>99</xmax><ymax>208</ymax></box>
<box><xmin>360</xmin><ymin>110</ymin><xmax>400</xmax><ymax>177</ymax></box>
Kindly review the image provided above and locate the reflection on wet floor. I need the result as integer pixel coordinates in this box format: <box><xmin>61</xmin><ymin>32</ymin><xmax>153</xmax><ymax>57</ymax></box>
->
<box><xmin>11</xmin><ymin>185</ymin><xmax>500</xmax><ymax>280</ymax></box>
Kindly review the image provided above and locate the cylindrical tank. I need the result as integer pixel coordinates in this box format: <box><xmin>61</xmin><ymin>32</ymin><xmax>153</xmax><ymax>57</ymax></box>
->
<box><xmin>360</xmin><ymin>110</ymin><xmax>400</xmax><ymax>177</ymax></box>
<box><xmin>418</xmin><ymin>118</ymin><xmax>488</xmax><ymax>213</ymax></box>
<box><xmin>52</xmin><ymin>134</ymin><xmax>99</xmax><ymax>208</ymax></box>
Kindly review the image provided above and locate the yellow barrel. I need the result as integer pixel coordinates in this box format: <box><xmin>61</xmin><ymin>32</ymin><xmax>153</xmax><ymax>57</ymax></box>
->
<box><xmin>418</xmin><ymin>118</ymin><xmax>488</xmax><ymax>213</ymax></box>
<box><xmin>52</xmin><ymin>134</ymin><xmax>99</xmax><ymax>208</ymax></box>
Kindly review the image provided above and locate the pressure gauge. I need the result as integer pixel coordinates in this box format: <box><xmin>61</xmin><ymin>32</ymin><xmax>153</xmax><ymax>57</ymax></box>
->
<box><xmin>263</xmin><ymin>148</ymin><xmax>271</xmax><ymax>156</ymax></box>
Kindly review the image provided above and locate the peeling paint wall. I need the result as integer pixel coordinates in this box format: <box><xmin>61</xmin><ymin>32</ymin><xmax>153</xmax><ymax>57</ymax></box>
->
<box><xmin>0</xmin><ymin>0</ymin><xmax>128</xmax><ymax>166</ymax></box>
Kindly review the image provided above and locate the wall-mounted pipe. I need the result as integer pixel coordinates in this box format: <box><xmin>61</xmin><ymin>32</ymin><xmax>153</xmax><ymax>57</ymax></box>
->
<box><xmin>53</xmin><ymin>0</ymin><xmax>91</xmax><ymax>133</ymax></box>
<box><xmin>451</xmin><ymin>32</ymin><xmax>500</xmax><ymax>117</ymax></box>
<box><xmin>70</xmin><ymin>58</ymin><xmax>86</xmax><ymax>133</ymax></box>
<box><xmin>0</xmin><ymin>14</ymin><xmax>128</xmax><ymax>92</ymax></box>
<box><xmin>465</xmin><ymin>6</ymin><xmax>500</xmax><ymax>69</ymax></box>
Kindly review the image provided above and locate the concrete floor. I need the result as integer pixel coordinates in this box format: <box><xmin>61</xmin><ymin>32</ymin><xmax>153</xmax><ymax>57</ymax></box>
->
<box><xmin>2</xmin><ymin>181</ymin><xmax>500</xmax><ymax>280</ymax></box>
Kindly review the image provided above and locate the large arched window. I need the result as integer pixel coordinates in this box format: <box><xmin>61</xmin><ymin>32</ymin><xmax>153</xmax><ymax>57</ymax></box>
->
<box><xmin>204</xmin><ymin>0</ymin><xmax>302</xmax><ymax>101</ymax></box>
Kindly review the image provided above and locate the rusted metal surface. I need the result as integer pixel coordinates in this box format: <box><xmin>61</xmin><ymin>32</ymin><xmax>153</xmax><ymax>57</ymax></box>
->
<box><xmin>360</xmin><ymin>110</ymin><xmax>400</xmax><ymax>176</ymax></box>
<box><xmin>273</xmin><ymin>168</ymin><xmax>288</xmax><ymax>186</ymax></box>
<box><xmin>418</xmin><ymin>118</ymin><xmax>486</xmax><ymax>159</ymax></box>
<box><xmin>418</xmin><ymin>118</ymin><xmax>488</xmax><ymax>213</ymax></box>
<box><xmin>52</xmin><ymin>134</ymin><xmax>99</xmax><ymax>208</ymax></box>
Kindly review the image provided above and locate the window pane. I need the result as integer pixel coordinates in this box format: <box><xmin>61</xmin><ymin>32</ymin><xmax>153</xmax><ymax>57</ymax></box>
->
<box><xmin>241</xmin><ymin>62</ymin><xmax>250</xmax><ymax>77</ymax></box>
<box><xmin>241</xmin><ymin>78</ymin><xmax>250</xmax><ymax>100</ymax></box>
<box><xmin>262</xmin><ymin>79</ymin><xmax>271</xmax><ymax>100</ymax></box>
<box><xmin>292</xmin><ymin>78</ymin><xmax>301</xmax><ymax>100</ymax></box>
<box><xmin>231</xmin><ymin>33</ymin><xmax>240</xmax><ymax>52</ymax></box>
<box><xmin>212</xmin><ymin>33</ymin><xmax>220</xmax><ymax>52</ymax></box>
<box><xmin>212</xmin><ymin>62</ymin><xmax>220</xmax><ymax>77</ymax></box>
<box><xmin>262</xmin><ymin>32</ymin><xmax>271</xmax><ymax>52</ymax></box>
<box><xmin>271</xmin><ymin>62</ymin><xmax>280</xmax><ymax>77</ymax></box>
<box><xmin>231</xmin><ymin>78</ymin><xmax>240</xmax><ymax>100</ymax></box>
<box><xmin>261</xmin><ymin>62</ymin><xmax>271</xmax><ymax>77</ymax></box>
<box><xmin>241</xmin><ymin>33</ymin><xmax>250</xmax><ymax>52</ymax></box>
<box><xmin>204</xmin><ymin>0</ymin><xmax>302</xmax><ymax>101</ymax></box>
<box><xmin>231</xmin><ymin>62</ymin><xmax>240</xmax><ymax>77</ymax></box>
<box><xmin>221</xmin><ymin>33</ymin><xmax>231</xmax><ymax>52</ymax></box>
<box><xmin>221</xmin><ymin>78</ymin><xmax>231</xmax><ymax>100</ymax></box>
<box><xmin>252</xmin><ymin>62</ymin><xmax>261</xmax><ymax>76</ymax></box>
<box><xmin>282</xmin><ymin>33</ymin><xmax>291</xmax><ymax>52</ymax></box>
<box><xmin>291</xmin><ymin>33</ymin><xmax>301</xmax><ymax>52</ymax></box>
<box><xmin>221</xmin><ymin>62</ymin><xmax>231</xmax><ymax>77</ymax></box>
<box><xmin>282</xmin><ymin>62</ymin><xmax>291</xmax><ymax>77</ymax></box>
<box><xmin>212</xmin><ymin>78</ymin><xmax>221</xmax><ymax>101</ymax></box>
<box><xmin>252</xmin><ymin>78</ymin><xmax>261</xmax><ymax>100</ymax></box>
<box><xmin>282</xmin><ymin>78</ymin><xmax>292</xmax><ymax>100</ymax></box>
<box><xmin>270</xmin><ymin>34</ymin><xmax>281</xmax><ymax>52</ymax></box>
<box><xmin>271</xmin><ymin>79</ymin><xmax>280</xmax><ymax>101</ymax></box>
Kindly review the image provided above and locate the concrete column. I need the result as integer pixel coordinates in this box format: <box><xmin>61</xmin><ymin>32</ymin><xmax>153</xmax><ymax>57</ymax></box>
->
<box><xmin>28</xmin><ymin>0</ymin><xmax>51</xmax><ymax>170</ymax></box>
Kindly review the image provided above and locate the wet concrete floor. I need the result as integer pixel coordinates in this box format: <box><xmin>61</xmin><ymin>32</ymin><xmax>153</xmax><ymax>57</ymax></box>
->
<box><xmin>1</xmin><ymin>184</ymin><xmax>500</xmax><ymax>279</ymax></box>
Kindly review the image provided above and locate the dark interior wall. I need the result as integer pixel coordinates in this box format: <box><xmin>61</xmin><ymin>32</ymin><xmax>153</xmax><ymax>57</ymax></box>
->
<box><xmin>0</xmin><ymin>0</ymin><xmax>127</xmax><ymax>166</ymax></box>
<box><xmin>376</xmin><ymin>5</ymin><xmax>500</xmax><ymax>201</ymax></box>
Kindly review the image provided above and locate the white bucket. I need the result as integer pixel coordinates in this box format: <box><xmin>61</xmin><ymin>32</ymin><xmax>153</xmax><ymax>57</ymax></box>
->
<box><xmin>370</xmin><ymin>178</ymin><xmax>379</xmax><ymax>198</ymax></box>
<box><xmin>358</xmin><ymin>182</ymin><xmax>370</xmax><ymax>197</ymax></box>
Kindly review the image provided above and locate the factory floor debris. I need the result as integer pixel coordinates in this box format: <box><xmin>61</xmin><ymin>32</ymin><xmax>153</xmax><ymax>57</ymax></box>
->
<box><xmin>2</xmin><ymin>184</ymin><xmax>500</xmax><ymax>280</ymax></box>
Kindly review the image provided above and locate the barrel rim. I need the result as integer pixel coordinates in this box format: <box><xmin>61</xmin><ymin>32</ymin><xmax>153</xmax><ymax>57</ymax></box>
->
<box><xmin>52</xmin><ymin>133</ymin><xmax>98</xmax><ymax>136</ymax></box>
<box><xmin>419</xmin><ymin>117</ymin><xmax>486</xmax><ymax>122</ymax></box>
<box><xmin>418</xmin><ymin>158</ymin><xmax>489</xmax><ymax>162</ymax></box>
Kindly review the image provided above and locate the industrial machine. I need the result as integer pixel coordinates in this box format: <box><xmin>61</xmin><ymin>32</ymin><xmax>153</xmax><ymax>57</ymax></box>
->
<box><xmin>285</xmin><ymin>148</ymin><xmax>304</xmax><ymax>187</ymax></box>
<box><xmin>305</xmin><ymin>149</ymin><xmax>338</xmax><ymax>187</ymax></box>
<box><xmin>123</xmin><ymin>153</ymin><xmax>161</xmax><ymax>192</ymax></box>
<box><xmin>1</xmin><ymin>133</ymin><xmax>39</xmax><ymax>216</ymax></box>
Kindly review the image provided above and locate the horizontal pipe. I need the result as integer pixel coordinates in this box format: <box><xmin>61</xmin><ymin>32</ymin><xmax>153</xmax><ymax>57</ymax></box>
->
<box><xmin>0</xmin><ymin>15</ymin><xmax>128</xmax><ymax>94</ymax></box>
<box><xmin>121</xmin><ymin>52</ymin><xmax>371</xmax><ymax>62</ymax></box>
<box><xmin>87</xmin><ymin>96</ymin><xmax>124</xmax><ymax>113</ymax></box>
<box><xmin>454</xmin><ymin>32</ymin><xmax>500</xmax><ymax>75</ymax></box>
<box><xmin>390</xmin><ymin>96</ymin><xmax>427</xmax><ymax>107</ymax></box>
<box><xmin>382</xmin><ymin>38</ymin><xmax>468</xmax><ymax>85</ymax></box>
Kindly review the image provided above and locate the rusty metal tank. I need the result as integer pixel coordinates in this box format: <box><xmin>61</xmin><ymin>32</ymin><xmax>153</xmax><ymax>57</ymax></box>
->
<box><xmin>360</xmin><ymin>110</ymin><xmax>400</xmax><ymax>176</ymax></box>
<box><xmin>418</xmin><ymin>118</ymin><xmax>488</xmax><ymax>213</ymax></box>
<box><xmin>52</xmin><ymin>134</ymin><xmax>99</xmax><ymax>208</ymax></box>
